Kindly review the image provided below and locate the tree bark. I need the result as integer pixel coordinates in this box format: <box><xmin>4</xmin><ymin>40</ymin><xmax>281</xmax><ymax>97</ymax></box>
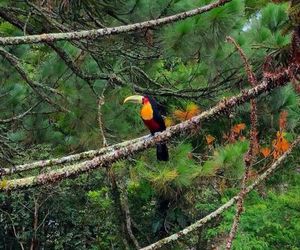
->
<box><xmin>0</xmin><ymin>64</ymin><xmax>297</xmax><ymax>191</ymax></box>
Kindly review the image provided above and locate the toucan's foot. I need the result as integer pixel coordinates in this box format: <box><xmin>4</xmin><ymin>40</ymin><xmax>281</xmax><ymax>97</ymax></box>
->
<box><xmin>145</xmin><ymin>134</ymin><xmax>153</xmax><ymax>142</ymax></box>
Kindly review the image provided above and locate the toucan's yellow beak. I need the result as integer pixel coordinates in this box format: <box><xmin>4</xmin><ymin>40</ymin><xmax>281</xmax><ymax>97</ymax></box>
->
<box><xmin>123</xmin><ymin>95</ymin><xmax>143</xmax><ymax>104</ymax></box>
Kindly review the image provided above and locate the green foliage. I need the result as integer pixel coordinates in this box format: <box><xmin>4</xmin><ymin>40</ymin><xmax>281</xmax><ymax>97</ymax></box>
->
<box><xmin>0</xmin><ymin>21</ymin><xmax>16</xmax><ymax>35</ymax></box>
<box><xmin>245</xmin><ymin>0</ymin><xmax>270</xmax><ymax>15</ymax></box>
<box><xmin>0</xmin><ymin>0</ymin><xmax>299</xmax><ymax>249</ymax></box>
<box><xmin>162</xmin><ymin>0</ymin><xmax>245</xmax><ymax>59</ymax></box>
<box><xmin>261</xmin><ymin>3</ymin><xmax>288</xmax><ymax>33</ymax></box>
<box><xmin>150</xmin><ymin>58</ymin><xmax>209</xmax><ymax>93</ymax></box>
<box><xmin>260</xmin><ymin>85</ymin><xmax>300</xmax><ymax>133</ymax></box>
<box><xmin>201</xmin><ymin>140</ymin><xmax>249</xmax><ymax>179</ymax></box>
<box><xmin>206</xmin><ymin>166</ymin><xmax>300</xmax><ymax>250</ymax></box>
<box><xmin>133</xmin><ymin>143</ymin><xmax>201</xmax><ymax>198</ymax></box>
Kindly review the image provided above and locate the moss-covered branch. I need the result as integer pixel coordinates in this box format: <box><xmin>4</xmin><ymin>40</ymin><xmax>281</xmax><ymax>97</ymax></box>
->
<box><xmin>1</xmin><ymin>136</ymin><xmax>149</xmax><ymax>176</ymax></box>
<box><xmin>0</xmin><ymin>0</ymin><xmax>231</xmax><ymax>45</ymax></box>
<box><xmin>0</xmin><ymin>64</ymin><xmax>296</xmax><ymax>190</ymax></box>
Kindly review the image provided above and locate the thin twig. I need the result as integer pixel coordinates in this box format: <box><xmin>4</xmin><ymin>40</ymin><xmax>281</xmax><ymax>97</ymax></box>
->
<box><xmin>23</xmin><ymin>10</ymin><xmax>32</xmax><ymax>35</ymax></box>
<box><xmin>0</xmin><ymin>208</ymin><xmax>25</xmax><ymax>250</ymax></box>
<box><xmin>226</xmin><ymin>36</ymin><xmax>257</xmax><ymax>86</ymax></box>
<box><xmin>97</xmin><ymin>85</ymin><xmax>108</xmax><ymax>147</ymax></box>
<box><xmin>120</xmin><ymin>184</ymin><xmax>141</xmax><ymax>249</ymax></box>
<box><xmin>30</xmin><ymin>196</ymin><xmax>39</xmax><ymax>250</ymax></box>
<box><xmin>0</xmin><ymin>103</ymin><xmax>40</xmax><ymax>124</ymax></box>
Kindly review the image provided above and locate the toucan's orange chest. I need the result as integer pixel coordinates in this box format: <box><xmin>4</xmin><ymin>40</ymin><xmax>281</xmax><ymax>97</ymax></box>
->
<box><xmin>140</xmin><ymin>102</ymin><xmax>153</xmax><ymax>120</ymax></box>
<box><xmin>140</xmin><ymin>102</ymin><xmax>161</xmax><ymax>133</ymax></box>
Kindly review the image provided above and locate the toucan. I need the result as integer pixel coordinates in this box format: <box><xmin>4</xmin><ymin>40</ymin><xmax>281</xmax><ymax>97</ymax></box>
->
<box><xmin>124</xmin><ymin>95</ymin><xmax>169</xmax><ymax>161</ymax></box>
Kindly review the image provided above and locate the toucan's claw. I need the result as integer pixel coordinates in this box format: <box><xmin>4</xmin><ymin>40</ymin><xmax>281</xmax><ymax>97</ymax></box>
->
<box><xmin>145</xmin><ymin>134</ymin><xmax>153</xmax><ymax>142</ymax></box>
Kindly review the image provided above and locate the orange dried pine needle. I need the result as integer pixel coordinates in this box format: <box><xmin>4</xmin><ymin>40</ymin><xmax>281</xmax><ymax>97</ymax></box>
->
<box><xmin>231</xmin><ymin>123</ymin><xmax>246</xmax><ymax>134</ymax></box>
<box><xmin>173</xmin><ymin>110</ymin><xmax>186</xmax><ymax>121</ymax></box>
<box><xmin>206</xmin><ymin>134</ymin><xmax>216</xmax><ymax>145</ymax></box>
<box><xmin>272</xmin><ymin>131</ymin><xmax>290</xmax><ymax>159</ymax></box>
<box><xmin>174</xmin><ymin>103</ymin><xmax>201</xmax><ymax>121</ymax></box>
<box><xmin>260</xmin><ymin>147</ymin><xmax>271</xmax><ymax>158</ymax></box>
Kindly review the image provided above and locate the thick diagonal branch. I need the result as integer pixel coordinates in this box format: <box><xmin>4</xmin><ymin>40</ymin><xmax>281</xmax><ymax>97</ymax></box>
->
<box><xmin>0</xmin><ymin>64</ymin><xmax>296</xmax><ymax>191</ymax></box>
<box><xmin>1</xmin><ymin>135</ymin><xmax>149</xmax><ymax>176</ymax></box>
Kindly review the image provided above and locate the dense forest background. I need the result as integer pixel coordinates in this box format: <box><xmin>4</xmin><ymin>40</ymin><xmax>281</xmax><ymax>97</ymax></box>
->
<box><xmin>0</xmin><ymin>0</ymin><xmax>299</xmax><ymax>249</ymax></box>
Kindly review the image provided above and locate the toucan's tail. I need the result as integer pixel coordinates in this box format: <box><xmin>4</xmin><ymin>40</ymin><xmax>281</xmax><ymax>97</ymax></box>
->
<box><xmin>156</xmin><ymin>143</ymin><xmax>169</xmax><ymax>161</ymax></box>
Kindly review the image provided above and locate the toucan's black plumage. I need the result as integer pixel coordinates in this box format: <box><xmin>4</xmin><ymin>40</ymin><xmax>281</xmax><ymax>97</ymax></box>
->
<box><xmin>156</xmin><ymin>143</ymin><xmax>169</xmax><ymax>161</ymax></box>
<box><xmin>145</xmin><ymin>96</ymin><xmax>168</xmax><ymax>161</ymax></box>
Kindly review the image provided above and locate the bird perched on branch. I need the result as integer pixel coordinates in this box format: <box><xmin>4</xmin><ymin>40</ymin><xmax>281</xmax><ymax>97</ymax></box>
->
<box><xmin>124</xmin><ymin>95</ymin><xmax>169</xmax><ymax>161</ymax></box>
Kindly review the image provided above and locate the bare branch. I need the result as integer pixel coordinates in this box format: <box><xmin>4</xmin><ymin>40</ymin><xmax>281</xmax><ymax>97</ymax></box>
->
<box><xmin>0</xmin><ymin>7</ymin><xmax>230</xmax><ymax>101</ymax></box>
<box><xmin>0</xmin><ymin>0</ymin><xmax>232</xmax><ymax>45</ymax></box>
<box><xmin>109</xmin><ymin>74</ymin><xmax>227</xmax><ymax>99</ymax></box>
<box><xmin>0</xmin><ymin>7</ymin><xmax>107</xmax><ymax>93</ymax></box>
<box><xmin>226</xmin><ymin>36</ymin><xmax>257</xmax><ymax>86</ymax></box>
<box><xmin>23</xmin><ymin>10</ymin><xmax>32</xmax><ymax>35</ymax></box>
<box><xmin>49</xmin><ymin>44</ymin><xmax>107</xmax><ymax>81</ymax></box>
<box><xmin>121</xmin><ymin>187</ymin><xmax>141</xmax><ymax>249</ymax></box>
<box><xmin>107</xmin><ymin>170</ymin><xmax>132</xmax><ymax>249</ymax></box>
<box><xmin>0</xmin><ymin>48</ymin><xmax>61</xmax><ymax>96</ymax></box>
<box><xmin>0</xmin><ymin>103</ymin><xmax>40</xmax><ymax>124</ymax></box>
<box><xmin>30</xmin><ymin>196</ymin><xmax>39</xmax><ymax>250</ymax></box>
<box><xmin>0</xmin><ymin>208</ymin><xmax>25</xmax><ymax>250</ymax></box>
<box><xmin>97</xmin><ymin>86</ymin><xmax>108</xmax><ymax>147</ymax></box>
<box><xmin>225</xmin><ymin>37</ymin><xmax>259</xmax><ymax>249</ymax></box>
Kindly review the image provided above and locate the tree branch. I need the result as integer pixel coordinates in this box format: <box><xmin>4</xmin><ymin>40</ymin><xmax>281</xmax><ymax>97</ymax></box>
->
<box><xmin>0</xmin><ymin>103</ymin><xmax>40</xmax><ymax>124</ymax></box>
<box><xmin>0</xmin><ymin>7</ymin><xmax>229</xmax><ymax>101</ymax></box>
<box><xmin>0</xmin><ymin>0</ymin><xmax>232</xmax><ymax>45</ymax></box>
<box><xmin>0</xmin><ymin>63</ymin><xmax>296</xmax><ymax>190</ymax></box>
<box><xmin>97</xmin><ymin>87</ymin><xmax>108</xmax><ymax>147</ymax></box>
<box><xmin>1</xmin><ymin>135</ymin><xmax>150</xmax><ymax>176</ymax></box>
<box><xmin>140</xmin><ymin>135</ymin><xmax>300</xmax><ymax>250</ymax></box>
<box><xmin>0</xmin><ymin>208</ymin><xmax>25</xmax><ymax>250</ymax></box>
<box><xmin>225</xmin><ymin>36</ymin><xmax>259</xmax><ymax>249</ymax></box>
<box><xmin>0</xmin><ymin>7</ymin><xmax>107</xmax><ymax>94</ymax></box>
<box><xmin>120</xmin><ymin>183</ymin><xmax>141</xmax><ymax>249</ymax></box>
<box><xmin>0</xmin><ymin>47</ymin><xmax>68</xmax><ymax>112</ymax></box>
<box><xmin>226</xmin><ymin>36</ymin><xmax>257</xmax><ymax>87</ymax></box>
<box><xmin>109</xmin><ymin>74</ymin><xmax>229</xmax><ymax>99</ymax></box>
